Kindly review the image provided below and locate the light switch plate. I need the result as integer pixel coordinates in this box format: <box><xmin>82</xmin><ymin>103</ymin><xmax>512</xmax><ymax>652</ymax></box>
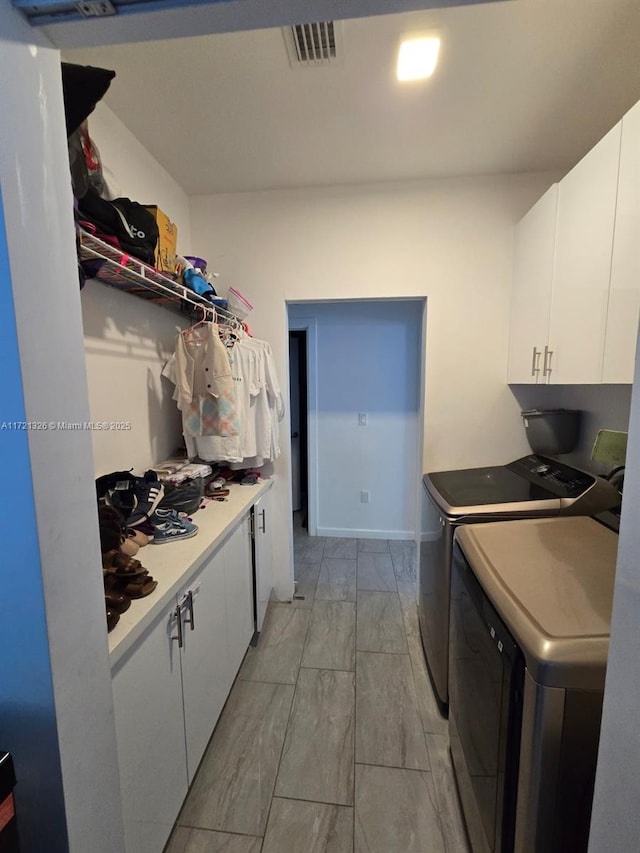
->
<box><xmin>591</xmin><ymin>429</ymin><xmax>628</xmax><ymax>466</ymax></box>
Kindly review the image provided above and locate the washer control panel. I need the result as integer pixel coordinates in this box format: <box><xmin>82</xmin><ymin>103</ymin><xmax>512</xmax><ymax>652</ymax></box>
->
<box><xmin>508</xmin><ymin>455</ymin><xmax>595</xmax><ymax>499</ymax></box>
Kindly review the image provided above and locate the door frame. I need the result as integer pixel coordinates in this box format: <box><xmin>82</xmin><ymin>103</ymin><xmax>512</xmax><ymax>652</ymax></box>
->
<box><xmin>287</xmin><ymin>317</ymin><xmax>318</xmax><ymax>535</ymax></box>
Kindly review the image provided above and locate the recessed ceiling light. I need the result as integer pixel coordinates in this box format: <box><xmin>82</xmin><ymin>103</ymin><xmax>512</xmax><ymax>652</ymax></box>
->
<box><xmin>397</xmin><ymin>35</ymin><xmax>440</xmax><ymax>82</ymax></box>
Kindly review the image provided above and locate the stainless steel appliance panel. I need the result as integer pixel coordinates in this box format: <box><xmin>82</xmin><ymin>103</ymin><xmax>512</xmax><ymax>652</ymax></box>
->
<box><xmin>449</xmin><ymin>541</ymin><xmax>524</xmax><ymax>853</ymax></box>
<box><xmin>418</xmin><ymin>484</ymin><xmax>453</xmax><ymax>713</ymax></box>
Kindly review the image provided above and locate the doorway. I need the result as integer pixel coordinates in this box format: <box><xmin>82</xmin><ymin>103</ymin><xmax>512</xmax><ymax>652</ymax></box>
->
<box><xmin>288</xmin><ymin>299</ymin><xmax>424</xmax><ymax>542</ymax></box>
<box><xmin>289</xmin><ymin>329</ymin><xmax>308</xmax><ymax>522</ymax></box>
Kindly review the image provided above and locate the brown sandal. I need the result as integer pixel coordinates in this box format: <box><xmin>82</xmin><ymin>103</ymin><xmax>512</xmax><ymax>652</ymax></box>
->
<box><xmin>116</xmin><ymin>575</ymin><xmax>158</xmax><ymax>599</ymax></box>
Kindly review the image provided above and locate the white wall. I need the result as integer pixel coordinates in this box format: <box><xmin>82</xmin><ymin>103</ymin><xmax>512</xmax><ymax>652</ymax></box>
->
<box><xmin>190</xmin><ymin>173</ymin><xmax>554</xmax><ymax>596</ymax></box>
<box><xmin>0</xmin><ymin>6</ymin><xmax>124</xmax><ymax>851</ymax></box>
<box><xmin>510</xmin><ymin>383</ymin><xmax>632</xmax><ymax>474</ymax></box>
<box><xmin>589</xmin><ymin>335</ymin><xmax>640</xmax><ymax>849</ymax></box>
<box><xmin>80</xmin><ymin>102</ymin><xmax>193</xmax><ymax>475</ymax></box>
<box><xmin>289</xmin><ymin>299</ymin><xmax>422</xmax><ymax>538</ymax></box>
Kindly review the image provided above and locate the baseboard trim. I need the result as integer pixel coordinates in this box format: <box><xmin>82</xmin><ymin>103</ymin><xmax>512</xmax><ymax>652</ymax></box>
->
<box><xmin>316</xmin><ymin>527</ymin><xmax>415</xmax><ymax>540</ymax></box>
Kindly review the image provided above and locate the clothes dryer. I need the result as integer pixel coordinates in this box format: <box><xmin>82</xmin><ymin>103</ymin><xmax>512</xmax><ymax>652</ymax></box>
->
<box><xmin>418</xmin><ymin>454</ymin><xmax>619</xmax><ymax>714</ymax></box>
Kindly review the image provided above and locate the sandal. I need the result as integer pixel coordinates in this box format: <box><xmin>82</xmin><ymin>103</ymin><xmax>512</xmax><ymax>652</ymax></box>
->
<box><xmin>113</xmin><ymin>553</ymin><xmax>144</xmax><ymax>574</ymax></box>
<box><xmin>106</xmin><ymin>605</ymin><xmax>120</xmax><ymax>633</ymax></box>
<box><xmin>126</xmin><ymin>528</ymin><xmax>151</xmax><ymax>547</ymax></box>
<box><xmin>105</xmin><ymin>590</ymin><xmax>131</xmax><ymax>614</ymax></box>
<box><xmin>117</xmin><ymin>575</ymin><xmax>158</xmax><ymax>599</ymax></box>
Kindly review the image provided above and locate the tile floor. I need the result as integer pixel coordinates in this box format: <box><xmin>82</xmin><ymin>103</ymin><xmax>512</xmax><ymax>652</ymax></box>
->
<box><xmin>165</xmin><ymin>517</ymin><xmax>470</xmax><ymax>853</ymax></box>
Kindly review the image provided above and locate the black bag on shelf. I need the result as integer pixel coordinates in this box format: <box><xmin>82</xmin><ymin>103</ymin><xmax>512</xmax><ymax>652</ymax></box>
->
<box><xmin>78</xmin><ymin>188</ymin><xmax>159</xmax><ymax>265</ymax></box>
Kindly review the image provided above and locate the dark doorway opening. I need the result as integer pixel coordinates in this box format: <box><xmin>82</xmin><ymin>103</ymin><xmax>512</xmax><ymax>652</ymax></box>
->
<box><xmin>289</xmin><ymin>329</ymin><xmax>308</xmax><ymax>526</ymax></box>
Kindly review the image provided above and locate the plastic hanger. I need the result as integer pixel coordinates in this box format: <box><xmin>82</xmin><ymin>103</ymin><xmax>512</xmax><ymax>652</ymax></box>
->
<box><xmin>183</xmin><ymin>304</ymin><xmax>212</xmax><ymax>342</ymax></box>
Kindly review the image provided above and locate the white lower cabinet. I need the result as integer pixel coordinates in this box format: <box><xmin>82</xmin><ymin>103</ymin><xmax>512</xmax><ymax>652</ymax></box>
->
<box><xmin>111</xmin><ymin>605</ymin><xmax>188</xmax><ymax>853</ymax></box>
<box><xmin>178</xmin><ymin>547</ymin><xmax>230</xmax><ymax>784</ymax></box>
<box><xmin>223</xmin><ymin>513</ymin><xmax>255</xmax><ymax>676</ymax></box>
<box><xmin>111</xmin><ymin>512</ymin><xmax>255</xmax><ymax>853</ymax></box>
<box><xmin>252</xmin><ymin>490</ymin><xmax>273</xmax><ymax>632</ymax></box>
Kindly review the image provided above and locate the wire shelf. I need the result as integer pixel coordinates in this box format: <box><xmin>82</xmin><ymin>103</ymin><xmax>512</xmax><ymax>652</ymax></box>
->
<box><xmin>78</xmin><ymin>230</ymin><xmax>241</xmax><ymax>325</ymax></box>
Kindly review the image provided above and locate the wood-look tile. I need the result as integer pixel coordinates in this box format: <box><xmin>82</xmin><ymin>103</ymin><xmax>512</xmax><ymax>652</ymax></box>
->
<box><xmin>356</xmin><ymin>591</ymin><xmax>407</xmax><ymax>653</ymax></box>
<box><xmin>275</xmin><ymin>668</ymin><xmax>355</xmax><ymax>806</ymax></box>
<box><xmin>357</xmin><ymin>552</ymin><xmax>397</xmax><ymax>592</ymax></box>
<box><xmin>406</xmin><ymin>635</ymin><xmax>448</xmax><ymax>735</ymax></box>
<box><xmin>396</xmin><ymin>580</ymin><xmax>420</xmax><ymax>637</ymax></box>
<box><xmin>165</xmin><ymin>827</ymin><xmax>262</xmax><ymax>853</ymax></box>
<box><xmin>426</xmin><ymin>734</ymin><xmax>471</xmax><ymax>852</ymax></box>
<box><xmin>262</xmin><ymin>798</ymin><xmax>353</xmax><ymax>853</ymax></box>
<box><xmin>239</xmin><ymin>605</ymin><xmax>310</xmax><ymax>684</ymax></box>
<box><xmin>294</xmin><ymin>537</ymin><xmax>326</xmax><ymax>563</ymax></box>
<box><xmin>357</xmin><ymin>539</ymin><xmax>390</xmax><ymax>553</ymax></box>
<box><xmin>354</xmin><ymin>764</ymin><xmax>445</xmax><ymax>853</ymax></box>
<box><xmin>179</xmin><ymin>680</ymin><xmax>294</xmax><ymax>836</ymax></box>
<box><xmin>302</xmin><ymin>600</ymin><xmax>356</xmax><ymax>671</ymax></box>
<box><xmin>324</xmin><ymin>538</ymin><xmax>358</xmax><ymax>559</ymax></box>
<box><xmin>291</xmin><ymin>562</ymin><xmax>321</xmax><ymax>610</ymax></box>
<box><xmin>355</xmin><ymin>652</ymin><xmax>430</xmax><ymax>770</ymax></box>
<box><xmin>316</xmin><ymin>558</ymin><xmax>357</xmax><ymax>602</ymax></box>
<box><xmin>390</xmin><ymin>543</ymin><xmax>417</xmax><ymax>582</ymax></box>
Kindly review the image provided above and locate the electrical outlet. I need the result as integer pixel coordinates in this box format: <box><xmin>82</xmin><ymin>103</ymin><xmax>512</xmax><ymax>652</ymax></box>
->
<box><xmin>360</xmin><ymin>490</ymin><xmax>370</xmax><ymax>503</ymax></box>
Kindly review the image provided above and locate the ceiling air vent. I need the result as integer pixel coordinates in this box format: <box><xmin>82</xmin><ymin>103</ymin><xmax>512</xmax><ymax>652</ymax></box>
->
<box><xmin>284</xmin><ymin>21</ymin><xmax>342</xmax><ymax>68</ymax></box>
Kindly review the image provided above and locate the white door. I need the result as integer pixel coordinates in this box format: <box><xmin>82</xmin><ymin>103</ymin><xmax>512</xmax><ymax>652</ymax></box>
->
<box><xmin>111</xmin><ymin>606</ymin><xmax>188</xmax><ymax>853</ymax></box>
<box><xmin>253</xmin><ymin>490</ymin><xmax>273</xmax><ymax>632</ymax></box>
<box><xmin>179</xmin><ymin>550</ymin><xmax>229</xmax><ymax>783</ymax></box>
<box><xmin>223</xmin><ymin>514</ymin><xmax>255</xmax><ymax>676</ymax></box>
<box><xmin>603</xmin><ymin>98</ymin><xmax>640</xmax><ymax>383</ymax></box>
<box><xmin>548</xmin><ymin>121</ymin><xmax>621</xmax><ymax>383</ymax></box>
<box><xmin>507</xmin><ymin>184</ymin><xmax>558</xmax><ymax>383</ymax></box>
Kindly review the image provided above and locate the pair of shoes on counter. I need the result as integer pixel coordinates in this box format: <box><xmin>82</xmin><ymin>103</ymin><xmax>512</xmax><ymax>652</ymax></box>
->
<box><xmin>103</xmin><ymin>548</ymin><xmax>159</xmax><ymax>632</ymax></box>
<box><xmin>150</xmin><ymin>508</ymin><xmax>199</xmax><ymax>544</ymax></box>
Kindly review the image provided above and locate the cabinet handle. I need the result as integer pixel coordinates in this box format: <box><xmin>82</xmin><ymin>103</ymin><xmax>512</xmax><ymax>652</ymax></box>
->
<box><xmin>531</xmin><ymin>347</ymin><xmax>541</xmax><ymax>377</ymax></box>
<box><xmin>171</xmin><ymin>604</ymin><xmax>183</xmax><ymax>648</ymax></box>
<box><xmin>543</xmin><ymin>346</ymin><xmax>554</xmax><ymax>378</ymax></box>
<box><xmin>184</xmin><ymin>590</ymin><xmax>195</xmax><ymax>632</ymax></box>
<box><xmin>260</xmin><ymin>508</ymin><xmax>266</xmax><ymax>534</ymax></box>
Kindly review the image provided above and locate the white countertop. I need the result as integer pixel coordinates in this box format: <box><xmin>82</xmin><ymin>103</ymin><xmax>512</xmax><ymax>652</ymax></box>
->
<box><xmin>108</xmin><ymin>477</ymin><xmax>274</xmax><ymax>667</ymax></box>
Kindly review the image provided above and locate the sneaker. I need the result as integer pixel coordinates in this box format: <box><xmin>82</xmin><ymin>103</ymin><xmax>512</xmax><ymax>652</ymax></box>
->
<box><xmin>153</xmin><ymin>507</ymin><xmax>198</xmax><ymax>532</ymax></box>
<box><xmin>127</xmin><ymin>481</ymin><xmax>165</xmax><ymax>528</ymax></box>
<box><xmin>150</xmin><ymin>508</ymin><xmax>199</xmax><ymax>544</ymax></box>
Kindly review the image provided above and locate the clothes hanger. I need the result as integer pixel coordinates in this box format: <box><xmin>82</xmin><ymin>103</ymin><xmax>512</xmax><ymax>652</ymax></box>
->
<box><xmin>183</xmin><ymin>303</ymin><xmax>211</xmax><ymax>341</ymax></box>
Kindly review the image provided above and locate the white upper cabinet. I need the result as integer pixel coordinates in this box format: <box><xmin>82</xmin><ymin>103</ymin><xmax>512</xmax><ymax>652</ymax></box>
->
<box><xmin>547</xmin><ymin>121</ymin><xmax>622</xmax><ymax>383</ymax></box>
<box><xmin>508</xmin><ymin>184</ymin><xmax>558</xmax><ymax>383</ymax></box>
<box><xmin>603</xmin><ymin>99</ymin><xmax>640</xmax><ymax>383</ymax></box>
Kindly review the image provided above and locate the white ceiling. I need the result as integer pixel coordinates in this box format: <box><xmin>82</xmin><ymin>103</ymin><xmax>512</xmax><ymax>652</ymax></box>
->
<box><xmin>64</xmin><ymin>0</ymin><xmax>640</xmax><ymax>196</ymax></box>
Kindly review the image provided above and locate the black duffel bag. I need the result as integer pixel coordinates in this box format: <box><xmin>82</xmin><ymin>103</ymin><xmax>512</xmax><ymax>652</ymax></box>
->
<box><xmin>78</xmin><ymin>187</ymin><xmax>159</xmax><ymax>265</ymax></box>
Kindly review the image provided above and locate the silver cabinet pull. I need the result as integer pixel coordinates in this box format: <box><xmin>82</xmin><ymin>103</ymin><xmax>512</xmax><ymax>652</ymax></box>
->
<box><xmin>260</xmin><ymin>508</ymin><xmax>266</xmax><ymax>534</ymax></box>
<box><xmin>531</xmin><ymin>347</ymin><xmax>541</xmax><ymax>377</ymax></box>
<box><xmin>171</xmin><ymin>604</ymin><xmax>183</xmax><ymax>648</ymax></box>
<box><xmin>184</xmin><ymin>590</ymin><xmax>195</xmax><ymax>632</ymax></box>
<box><xmin>543</xmin><ymin>346</ymin><xmax>554</xmax><ymax>378</ymax></box>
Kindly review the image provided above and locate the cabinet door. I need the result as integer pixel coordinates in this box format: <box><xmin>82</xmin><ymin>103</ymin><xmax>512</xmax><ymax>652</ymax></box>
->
<box><xmin>111</xmin><ymin>606</ymin><xmax>187</xmax><ymax>853</ymax></box>
<box><xmin>179</xmin><ymin>550</ymin><xmax>229</xmax><ymax>783</ymax></box>
<box><xmin>548</xmin><ymin>122</ymin><xmax>621</xmax><ymax>383</ymax></box>
<box><xmin>507</xmin><ymin>184</ymin><xmax>558</xmax><ymax>383</ymax></box>
<box><xmin>603</xmin><ymin>99</ymin><xmax>640</xmax><ymax>383</ymax></box>
<box><xmin>223</xmin><ymin>513</ymin><xmax>255</xmax><ymax>678</ymax></box>
<box><xmin>253</xmin><ymin>491</ymin><xmax>273</xmax><ymax>633</ymax></box>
